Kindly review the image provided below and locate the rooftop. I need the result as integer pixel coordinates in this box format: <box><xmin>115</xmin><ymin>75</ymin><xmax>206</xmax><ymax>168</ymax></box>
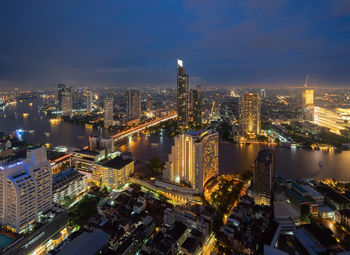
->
<box><xmin>101</xmin><ymin>156</ymin><xmax>133</xmax><ymax>169</ymax></box>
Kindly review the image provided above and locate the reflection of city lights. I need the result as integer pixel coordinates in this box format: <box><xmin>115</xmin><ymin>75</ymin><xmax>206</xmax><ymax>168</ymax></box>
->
<box><xmin>16</xmin><ymin>129</ymin><xmax>24</xmax><ymax>141</ymax></box>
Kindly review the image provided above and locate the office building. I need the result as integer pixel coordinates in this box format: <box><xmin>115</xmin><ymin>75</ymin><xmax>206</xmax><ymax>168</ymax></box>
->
<box><xmin>126</xmin><ymin>89</ymin><xmax>141</xmax><ymax>119</ymax></box>
<box><xmin>176</xmin><ymin>59</ymin><xmax>189</xmax><ymax>129</ymax></box>
<box><xmin>0</xmin><ymin>147</ymin><xmax>52</xmax><ymax>233</ymax></box>
<box><xmin>239</xmin><ymin>93</ymin><xmax>261</xmax><ymax>137</ymax></box>
<box><xmin>163</xmin><ymin>130</ymin><xmax>218</xmax><ymax>193</ymax></box>
<box><xmin>253</xmin><ymin>150</ymin><xmax>274</xmax><ymax>206</ymax></box>
<box><xmin>104</xmin><ymin>97</ymin><xmax>114</xmax><ymax>127</ymax></box>
<box><xmin>88</xmin><ymin>135</ymin><xmax>114</xmax><ymax>155</ymax></box>
<box><xmin>57</xmin><ymin>83</ymin><xmax>67</xmax><ymax>107</ymax></box>
<box><xmin>314</xmin><ymin>106</ymin><xmax>350</xmax><ymax>134</ymax></box>
<box><xmin>146</xmin><ymin>97</ymin><xmax>152</xmax><ymax>112</ymax></box>
<box><xmin>61</xmin><ymin>88</ymin><xmax>73</xmax><ymax>116</ymax></box>
<box><xmin>99</xmin><ymin>152</ymin><xmax>134</xmax><ymax>189</ymax></box>
<box><xmin>260</xmin><ymin>89</ymin><xmax>266</xmax><ymax>98</ymax></box>
<box><xmin>191</xmin><ymin>86</ymin><xmax>202</xmax><ymax>127</ymax></box>
<box><xmin>86</xmin><ymin>90</ymin><xmax>92</xmax><ymax>114</ymax></box>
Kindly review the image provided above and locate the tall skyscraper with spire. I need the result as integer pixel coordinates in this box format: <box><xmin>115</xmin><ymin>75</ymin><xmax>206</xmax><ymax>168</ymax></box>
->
<box><xmin>176</xmin><ymin>59</ymin><xmax>189</xmax><ymax>129</ymax></box>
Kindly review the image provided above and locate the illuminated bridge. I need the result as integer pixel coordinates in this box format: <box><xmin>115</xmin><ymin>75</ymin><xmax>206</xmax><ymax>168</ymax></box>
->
<box><xmin>112</xmin><ymin>112</ymin><xmax>177</xmax><ymax>142</ymax></box>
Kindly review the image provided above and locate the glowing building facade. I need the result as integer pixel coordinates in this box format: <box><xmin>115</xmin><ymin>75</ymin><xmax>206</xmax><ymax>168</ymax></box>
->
<box><xmin>176</xmin><ymin>59</ymin><xmax>189</xmax><ymax>129</ymax></box>
<box><xmin>163</xmin><ymin>130</ymin><xmax>218</xmax><ymax>193</ymax></box>
<box><xmin>302</xmin><ymin>89</ymin><xmax>314</xmax><ymax>121</ymax></box>
<box><xmin>0</xmin><ymin>147</ymin><xmax>52</xmax><ymax>232</ymax></box>
<box><xmin>314</xmin><ymin>107</ymin><xmax>350</xmax><ymax>134</ymax></box>
<box><xmin>239</xmin><ymin>93</ymin><xmax>261</xmax><ymax>137</ymax></box>
<box><xmin>253</xmin><ymin>150</ymin><xmax>274</xmax><ymax>207</ymax></box>
<box><xmin>104</xmin><ymin>97</ymin><xmax>114</xmax><ymax>127</ymax></box>
<box><xmin>99</xmin><ymin>152</ymin><xmax>134</xmax><ymax>189</ymax></box>
<box><xmin>61</xmin><ymin>88</ymin><xmax>72</xmax><ymax>116</ymax></box>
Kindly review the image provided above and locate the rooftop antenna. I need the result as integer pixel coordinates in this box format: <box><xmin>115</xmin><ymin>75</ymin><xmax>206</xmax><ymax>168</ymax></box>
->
<box><xmin>304</xmin><ymin>74</ymin><xmax>309</xmax><ymax>89</ymax></box>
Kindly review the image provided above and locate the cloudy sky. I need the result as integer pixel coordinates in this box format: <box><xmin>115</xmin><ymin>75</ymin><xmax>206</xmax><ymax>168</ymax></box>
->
<box><xmin>0</xmin><ymin>0</ymin><xmax>350</xmax><ymax>88</ymax></box>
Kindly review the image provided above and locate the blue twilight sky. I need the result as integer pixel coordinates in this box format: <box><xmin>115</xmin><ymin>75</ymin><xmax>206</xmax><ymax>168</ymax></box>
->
<box><xmin>0</xmin><ymin>0</ymin><xmax>350</xmax><ymax>88</ymax></box>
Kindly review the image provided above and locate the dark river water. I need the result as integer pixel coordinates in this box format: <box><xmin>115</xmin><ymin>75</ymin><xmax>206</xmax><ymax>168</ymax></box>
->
<box><xmin>1</xmin><ymin>98</ymin><xmax>350</xmax><ymax>180</ymax></box>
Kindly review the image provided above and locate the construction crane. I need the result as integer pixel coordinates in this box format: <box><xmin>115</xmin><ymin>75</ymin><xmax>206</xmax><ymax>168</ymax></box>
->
<box><xmin>304</xmin><ymin>74</ymin><xmax>309</xmax><ymax>89</ymax></box>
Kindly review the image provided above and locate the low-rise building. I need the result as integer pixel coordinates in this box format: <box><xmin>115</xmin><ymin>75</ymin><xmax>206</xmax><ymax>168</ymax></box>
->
<box><xmin>98</xmin><ymin>153</ymin><xmax>134</xmax><ymax>189</ymax></box>
<box><xmin>53</xmin><ymin>167</ymin><xmax>87</xmax><ymax>205</ymax></box>
<box><xmin>335</xmin><ymin>209</ymin><xmax>350</xmax><ymax>228</ymax></box>
<box><xmin>316</xmin><ymin>184</ymin><xmax>350</xmax><ymax>210</ymax></box>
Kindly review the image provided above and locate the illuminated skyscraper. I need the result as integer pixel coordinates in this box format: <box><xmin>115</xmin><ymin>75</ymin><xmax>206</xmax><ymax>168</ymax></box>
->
<box><xmin>253</xmin><ymin>149</ymin><xmax>274</xmax><ymax>206</ymax></box>
<box><xmin>104</xmin><ymin>97</ymin><xmax>114</xmax><ymax>127</ymax></box>
<box><xmin>191</xmin><ymin>86</ymin><xmax>202</xmax><ymax>127</ymax></box>
<box><xmin>86</xmin><ymin>90</ymin><xmax>92</xmax><ymax>114</ymax></box>
<box><xmin>163</xmin><ymin>130</ymin><xmax>218</xmax><ymax>193</ymax></box>
<box><xmin>0</xmin><ymin>147</ymin><xmax>52</xmax><ymax>232</ymax></box>
<box><xmin>57</xmin><ymin>83</ymin><xmax>67</xmax><ymax>107</ymax></box>
<box><xmin>239</xmin><ymin>93</ymin><xmax>261</xmax><ymax>137</ymax></box>
<box><xmin>302</xmin><ymin>75</ymin><xmax>314</xmax><ymax>121</ymax></box>
<box><xmin>260</xmin><ymin>89</ymin><xmax>266</xmax><ymax>98</ymax></box>
<box><xmin>177</xmin><ymin>59</ymin><xmax>189</xmax><ymax>129</ymax></box>
<box><xmin>61</xmin><ymin>88</ymin><xmax>72</xmax><ymax>116</ymax></box>
<box><xmin>126</xmin><ymin>89</ymin><xmax>141</xmax><ymax>119</ymax></box>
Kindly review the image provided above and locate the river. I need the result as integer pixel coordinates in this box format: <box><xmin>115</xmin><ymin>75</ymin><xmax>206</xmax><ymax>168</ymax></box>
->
<box><xmin>1</xmin><ymin>98</ymin><xmax>350</xmax><ymax>180</ymax></box>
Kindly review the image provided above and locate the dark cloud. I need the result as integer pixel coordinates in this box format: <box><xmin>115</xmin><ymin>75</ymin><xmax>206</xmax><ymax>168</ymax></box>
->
<box><xmin>0</xmin><ymin>0</ymin><xmax>349</xmax><ymax>88</ymax></box>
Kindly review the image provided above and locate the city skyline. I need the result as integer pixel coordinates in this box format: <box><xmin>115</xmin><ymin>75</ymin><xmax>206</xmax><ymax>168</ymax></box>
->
<box><xmin>1</xmin><ymin>1</ymin><xmax>350</xmax><ymax>89</ymax></box>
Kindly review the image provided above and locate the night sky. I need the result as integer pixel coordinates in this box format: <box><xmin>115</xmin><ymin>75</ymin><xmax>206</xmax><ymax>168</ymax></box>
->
<box><xmin>1</xmin><ymin>0</ymin><xmax>350</xmax><ymax>88</ymax></box>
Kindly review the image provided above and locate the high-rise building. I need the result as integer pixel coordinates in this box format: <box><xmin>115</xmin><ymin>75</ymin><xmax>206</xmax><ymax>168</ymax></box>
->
<box><xmin>260</xmin><ymin>89</ymin><xmax>266</xmax><ymax>98</ymax></box>
<box><xmin>126</xmin><ymin>89</ymin><xmax>141</xmax><ymax>119</ymax></box>
<box><xmin>163</xmin><ymin>130</ymin><xmax>218</xmax><ymax>193</ymax></box>
<box><xmin>104</xmin><ymin>97</ymin><xmax>114</xmax><ymax>127</ymax></box>
<box><xmin>57</xmin><ymin>83</ymin><xmax>67</xmax><ymax>107</ymax></box>
<box><xmin>146</xmin><ymin>97</ymin><xmax>152</xmax><ymax>112</ymax></box>
<box><xmin>86</xmin><ymin>90</ymin><xmax>93</xmax><ymax>114</ymax></box>
<box><xmin>191</xmin><ymin>86</ymin><xmax>202</xmax><ymax>127</ymax></box>
<box><xmin>302</xmin><ymin>75</ymin><xmax>314</xmax><ymax>121</ymax></box>
<box><xmin>176</xmin><ymin>59</ymin><xmax>189</xmax><ymax>129</ymax></box>
<box><xmin>61</xmin><ymin>88</ymin><xmax>73</xmax><ymax>116</ymax></box>
<box><xmin>0</xmin><ymin>147</ymin><xmax>52</xmax><ymax>232</ymax></box>
<box><xmin>239</xmin><ymin>93</ymin><xmax>261</xmax><ymax>137</ymax></box>
<box><xmin>253</xmin><ymin>149</ymin><xmax>274</xmax><ymax>206</ymax></box>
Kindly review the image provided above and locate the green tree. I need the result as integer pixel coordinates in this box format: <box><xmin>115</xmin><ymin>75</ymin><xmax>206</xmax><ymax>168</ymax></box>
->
<box><xmin>148</xmin><ymin>157</ymin><xmax>165</xmax><ymax>172</ymax></box>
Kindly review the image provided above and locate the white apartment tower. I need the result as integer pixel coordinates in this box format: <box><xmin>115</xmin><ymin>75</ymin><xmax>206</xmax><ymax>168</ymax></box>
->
<box><xmin>0</xmin><ymin>147</ymin><xmax>52</xmax><ymax>232</ymax></box>
<box><xmin>163</xmin><ymin>130</ymin><xmax>219</xmax><ymax>193</ymax></box>
<box><xmin>62</xmin><ymin>89</ymin><xmax>73</xmax><ymax>116</ymax></box>
<box><xmin>104</xmin><ymin>97</ymin><xmax>114</xmax><ymax>127</ymax></box>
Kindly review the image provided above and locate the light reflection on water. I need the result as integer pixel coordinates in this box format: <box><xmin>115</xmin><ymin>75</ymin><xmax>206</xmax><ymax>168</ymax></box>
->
<box><xmin>2</xmin><ymin>98</ymin><xmax>350</xmax><ymax>180</ymax></box>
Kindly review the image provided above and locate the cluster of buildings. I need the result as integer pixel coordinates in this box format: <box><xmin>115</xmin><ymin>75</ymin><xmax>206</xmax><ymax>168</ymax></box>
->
<box><xmin>220</xmin><ymin>195</ymin><xmax>272</xmax><ymax>254</ymax></box>
<box><xmin>57</xmin><ymin>84</ymin><xmax>93</xmax><ymax>116</ymax></box>
<box><xmin>176</xmin><ymin>59</ymin><xmax>202</xmax><ymax>129</ymax></box>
